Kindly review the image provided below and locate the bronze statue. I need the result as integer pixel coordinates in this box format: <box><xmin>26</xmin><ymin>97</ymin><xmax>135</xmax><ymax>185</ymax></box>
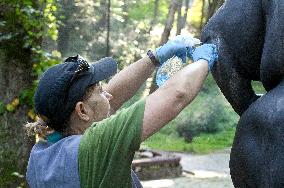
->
<box><xmin>202</xmin><ymin>0</ymin><xmax>284</xmax><ymax>187</ymax></box>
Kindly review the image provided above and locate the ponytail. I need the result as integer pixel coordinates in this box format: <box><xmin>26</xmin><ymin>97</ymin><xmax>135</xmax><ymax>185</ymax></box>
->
<box><xmin>24</xmin><ymin>117</ymin><xmax>50</xmax><ymax>142</ymax></box>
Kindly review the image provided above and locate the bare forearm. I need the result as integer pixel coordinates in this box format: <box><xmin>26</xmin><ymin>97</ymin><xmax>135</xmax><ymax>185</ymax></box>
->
<box><xmin>142</xmin><ymin>60</ymin><xmax>209</xmax><ymax>140</ymax></box>
<box><xmin>105</xmin><ymin>56</ymin><xmax>156</xmax><ymax>112</ymax></box>
<box><xmin>166</xmin><ymin>59</ymin><xmax>209</xmax><ymax>106</ymax></box>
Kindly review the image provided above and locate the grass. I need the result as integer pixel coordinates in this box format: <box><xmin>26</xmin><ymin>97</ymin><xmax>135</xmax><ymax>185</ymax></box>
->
<box><xmin>252</xmin><ymin>81</ymin><xmax>267</xmax><ymax>94</ymax></box>
<box><xmin>142</xmin><ymin>127</ymin><xmax>236</xmax><ymax>154</ymax></box>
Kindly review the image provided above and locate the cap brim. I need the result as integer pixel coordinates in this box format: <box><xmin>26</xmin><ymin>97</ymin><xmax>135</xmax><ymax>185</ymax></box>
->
<box><xmin>90</xmin><ymin>57</ymin><xmax>117</xmax><ymax>83</ymax></box>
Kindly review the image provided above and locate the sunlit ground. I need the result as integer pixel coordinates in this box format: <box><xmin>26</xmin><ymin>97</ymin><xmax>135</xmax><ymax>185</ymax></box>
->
<box><xmin>141</xmin><ymin>171</ymin><xmax>232</xmax><ymax>188</ymax></box>
<box><xmin>187</xmin><ymin>170</ymin><xmax>228</xmax><ymax>178</ymax></box>
<box><xmin>142</xmin><ymin>179</ymin><xmax>175</xmax><ymax>188</ymax></box>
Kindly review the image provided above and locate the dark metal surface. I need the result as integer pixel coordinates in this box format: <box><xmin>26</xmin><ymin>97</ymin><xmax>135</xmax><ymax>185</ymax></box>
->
<box><xmin>201</xmin><ymin>0</ymin><xmax>284</xmax><ymax>187</ymax></box>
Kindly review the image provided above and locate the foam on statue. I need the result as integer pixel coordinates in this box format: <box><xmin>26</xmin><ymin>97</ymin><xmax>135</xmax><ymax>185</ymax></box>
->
<box><xmin>201</xmin><ymin>0</ymin><xmax>284</xmax><ymax>187</ymax></box>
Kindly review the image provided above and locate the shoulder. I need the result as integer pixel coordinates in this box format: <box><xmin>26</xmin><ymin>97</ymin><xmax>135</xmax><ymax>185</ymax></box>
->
<box><xmin>27</xmin><ymin>135</ymin><xmax>82</xmax><ymax>187</ymax></box>
<box><xmin>31</xmin><ymin>135</ymin><xmax>82</xmax><ymax>156</ymax></box>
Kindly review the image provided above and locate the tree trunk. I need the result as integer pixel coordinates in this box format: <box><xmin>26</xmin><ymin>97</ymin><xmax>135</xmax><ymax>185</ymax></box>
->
<box><xmin>181</xmin><ymin>0</ymin><xmax>190</xmax><ymax>29</ymax></box>
<box><xmin>0</xmin><ymin>36</ymin><xmax>34</xmax><ymax>188</ymax></box>
<box><xmin>148</xmin><ymin>0</ymin><xmax>160</xmax><ymax>33</ymax></box>
<box><xmin>0</xmin><ymin>2</ymin><xmax>39</xmax><ymax>187</ymax></box>
<box><xmin>95</xmin><ymin>0</ymin><xmax>108</xmax><ymax>30</ymax></box>
<box><xmin>57</xmin><ymin>0</ymin><xmax>75</xmax><ymax>57</ymax></box>
<box><xmin>205</xmin><ymin>0</ymin><xmax>224</xmax><ymax>24</ymax></box>
<box><xmin>199</xmin><ymin>0</ymin><xmax>206</xmax><ymax>32</ymax></box>
<box><xmin>176</xmin><ymin>0</ymin><xmax>189</xmax><ymax>35</ymax></box>
<box><xmin>176</xmin><ymin>0</ymin><xmax>183</xmax><ymax>35</ymax></box>
<box><xmin>106</xmin><ymin>0</ymin><xmax>111</xmax><ymax>57</ymax></box>
<box><xmin>159</xmin><ymin>0</ymin><xmax>178</xmax><ymax>45</ymax></box>
<box><xmin>123</xmin><ymin>0</ymin><xmax>129</xmax><ymax>27</ymax></box>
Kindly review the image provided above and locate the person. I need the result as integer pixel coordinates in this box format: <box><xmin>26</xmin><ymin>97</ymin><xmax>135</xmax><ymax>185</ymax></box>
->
<box><xmin>25</xmin><ymin>35</ymin><xmax>218</xmax><ymax>188</ymax></box>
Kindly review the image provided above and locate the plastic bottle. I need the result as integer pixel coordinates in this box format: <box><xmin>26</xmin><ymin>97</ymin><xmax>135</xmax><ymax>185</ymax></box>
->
<box><xmin>156</xmin><ymin>36</ymin><xmax>200</xmax><ymax>87</ymax></box>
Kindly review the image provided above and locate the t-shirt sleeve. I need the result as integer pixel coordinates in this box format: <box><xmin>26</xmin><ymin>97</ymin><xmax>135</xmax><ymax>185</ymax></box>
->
<box><xmin>78</xmin><ymin>98</ymin><xmax>145</xmax><ymax>188</ymax></box>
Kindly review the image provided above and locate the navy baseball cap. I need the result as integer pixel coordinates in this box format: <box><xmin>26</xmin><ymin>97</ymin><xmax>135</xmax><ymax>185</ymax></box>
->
<box><xmin>34</xmin><ymin>55</ymin><xmax>117</xmax><ymax>131</ymax></box>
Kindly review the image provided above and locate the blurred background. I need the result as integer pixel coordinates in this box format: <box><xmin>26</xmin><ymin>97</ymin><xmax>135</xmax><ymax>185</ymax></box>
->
<box><xmin>0</xmin><ymin>0</ymin><xmax>265</xmax><ymax>187</ymax></box>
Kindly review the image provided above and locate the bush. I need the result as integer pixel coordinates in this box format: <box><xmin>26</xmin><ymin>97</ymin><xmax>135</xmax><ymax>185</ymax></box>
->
<box><xmin>170</xmin><ymin>75</ymin><xmax>238</xmax><ymax>142</ymax></box>
<box><xmin>177</xmin><ymin>92</ymin><xmax>232</xmax><ymax>142</ymax></box>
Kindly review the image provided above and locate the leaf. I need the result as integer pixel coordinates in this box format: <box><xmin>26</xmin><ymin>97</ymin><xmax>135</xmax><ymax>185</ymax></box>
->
<box><xmin>6</xmin><ymin>104</ymin><xmax>15</xmax><ymax>112</ymax></box>
<box><xmin>51</xmin><ymin>50</ymin><xmax>61</xmax><ymax>58</ymax></box>
<box><xmin>11</xmin><ymin>98</ymin><xmax>20</xmax><ymax>107</ymax></box>
<box><xmin>19</xmin><ymin>88</ymin><xmax>34</xmax><ymax>107</ymax></box>
<box><xmin>11</xmin><ymin>172</ymin><xmax>24</xmax><ymax>178</ymax></box>
<box><xmin>0</xmin><ymin>21</ymin><xmax>6</xmax><ymax>27</ymax></box>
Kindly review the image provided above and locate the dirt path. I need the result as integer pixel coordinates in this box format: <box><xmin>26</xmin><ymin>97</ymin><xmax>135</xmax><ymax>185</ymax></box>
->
<box><xmin>141</xmin><ymin>149</ymin><xmax>234</xmax><ymax>188</ymax></box>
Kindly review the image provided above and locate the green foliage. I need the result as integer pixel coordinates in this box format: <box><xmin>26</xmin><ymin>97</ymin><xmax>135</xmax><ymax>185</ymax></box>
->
<box><xmin>111</xmin><ymin>25</ymin><xmax>152</xmax><ymax>69</ymax></box>
<box><xmin>19</xmin><ymin>88</ymin><xmax>35</xmax><ymax>108</ymax></box>
<box><xmin>1</xmin><ymin>0</ymin><xmax>61</xmax><ymax>110</ymax></box>
<box><xmin>5</xmin><ymin>104</ymin><xmax>15</xmax><ymax>112</ymax></box>
<box><xmin>0</xmin><ymin>149</ymin><xmax>27</xmax><ymax>188</ymax></box>
<box><xmin>1</xmin><ymin>0</ymin><xmax>59</xmax><ymax>48</ymax></box>
<box><xmin>1</xmin><ymin>0</ymin><xmax>60</xmax><ymax>70</ymax></box>
<box><xmin>0</xmin><ymin>165</ymin><xmax>18</xmax><ymax>188</ymax></box>
<box><xmin>32</xmin><ymin>51</ymin><xmax>61</xmax><ymax>76</ymax></box>
<box><xmin>128</xmin><ymin>0</ymin><xmax>168</xmax><ymax>24</ymax></box>
<box><xmin>188</xmin><ymin>127</ymin><xmax>236</xmax><ymax>153</ymax></box>
<box><xmin>143</xmin><ymin>132</ymin><xmax>191</xmax><ymax>152</ymax></box>
<box><xmin>57</xmin><ymin>0</ymin><xmax>168</xmax><ymax>70</ymax></box>
<box><xmin>176</xmin><ymin>90</ymin><xmax>236</xmax><ymax>141</ymax></box>
<box><xmin>143</xmin><ymin>127</ymin><xmax>236</xmax><ymax>154</ymax></box>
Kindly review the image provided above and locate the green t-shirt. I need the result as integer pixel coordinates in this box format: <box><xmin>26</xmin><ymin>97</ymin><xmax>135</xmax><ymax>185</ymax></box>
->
<box><xmin>78</xmin><ymin>99</ymin><xmax>145</xmax><ymax>188</ymax></box>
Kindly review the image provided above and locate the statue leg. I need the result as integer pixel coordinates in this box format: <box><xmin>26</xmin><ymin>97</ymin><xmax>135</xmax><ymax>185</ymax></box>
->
<box><xmin>230</xmin><ymin>79</ymin><xmax>284</xmax><ymax>188</ymax></box>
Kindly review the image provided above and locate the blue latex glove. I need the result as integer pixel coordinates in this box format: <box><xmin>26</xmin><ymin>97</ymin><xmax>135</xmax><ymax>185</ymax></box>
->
<box><xmin>155</xmin><ymin>35</ymin><xmax>197</xmax><ymax>65</ymax></box>
<box><xmin>192</xmin><ymin>44</ymin><xmax>218</xmax><ymax>71</ymax></box>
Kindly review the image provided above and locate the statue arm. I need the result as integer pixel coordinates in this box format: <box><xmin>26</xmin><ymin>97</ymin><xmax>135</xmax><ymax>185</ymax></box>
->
<box><xmin>211</xmin><ymin>41</ymin><xmax>259</xmax><ymax>116</ymax></box>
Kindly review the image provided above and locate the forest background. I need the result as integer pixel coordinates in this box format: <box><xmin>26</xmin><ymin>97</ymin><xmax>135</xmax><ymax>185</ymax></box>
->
<box><xmin>0</xmin><ymin>0</ymin><xmax>265</xmax><ymax>187</ymax></box>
